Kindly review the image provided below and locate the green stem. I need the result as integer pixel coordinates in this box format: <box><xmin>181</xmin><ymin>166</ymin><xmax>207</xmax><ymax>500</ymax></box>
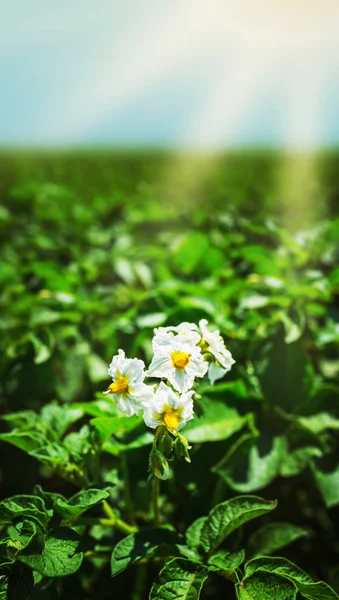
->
<box><xmin>131</xmin><ymin>563</ymin><xmax>148</xmax><ymax>600</ymax></box>
<box><xmin>152</xmin><ymin>476</ymin><xmax>160</xmax><ymax>527</ymax></box>
<box><xmin>121</xmin><ymin>452</ymin><xmax>135</xmax><ymax>525</ymax></box>
<box><xmin>102</xmin><ymin>499</ymin><xmax>137</xmax><ymax>535</ymax></box>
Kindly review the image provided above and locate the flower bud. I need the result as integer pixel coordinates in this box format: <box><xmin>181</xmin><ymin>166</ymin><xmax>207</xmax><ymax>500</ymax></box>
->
<box><xmin>149</xmin><ymin>448</ymin><xmax>171</xmax><ymax>480</ymax></box>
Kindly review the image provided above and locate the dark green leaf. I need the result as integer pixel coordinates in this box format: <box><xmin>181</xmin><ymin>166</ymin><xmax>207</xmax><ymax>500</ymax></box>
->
<box><xmin>20</xmin><ymin>527</ymin><xmax>83</xmax><ymax>577</ymax></box>
<box><xmin>237</xmin><ymin>571</ymin><xmax>297</xmax><ymax>599</ymax></box>
<box><xmin>54</xmin><ymin>488</ymin><xmax>112</xmax><ymax>521</ymax></box>
<box><xmin>0</xmin><ymin>496</ymin><xmax>49</xmax><ymax>528</ymax></box>
<box><xmin>200</xmin><ymin>496</ymin><xmax>277</xmax><ymax>554</ymax></box>
<box><xmin>149</xmin><ymin>558</ymin><xmax>209</xmax><ymax>600</ymax></box>
<box><xmin>208</xmin><ymin>549</ymin><xmax>245</xmax><ymax>574</ymax></box>
<box><xmin>245</xmin><ymin>557</ymin><xmax>339</xmax><ymax>599</ymax></box>
<box><xmin>0</xmin><ymin>563</ymin><xmax>34</xmax><ymax>600</ymax></box>
<box><xmin>111</xmin><ymin>528</ymin><xmax>179</xmax><ymax>576</ymax></box>
<box><xmin>248</xmin><ymin>522</ymin><xmax>308</xmax><ymax>557</ymax></box>
<box><xmin>214</xmin><ymin>435</ymin><xmax>286</xmax><ymax>492</ymax></box>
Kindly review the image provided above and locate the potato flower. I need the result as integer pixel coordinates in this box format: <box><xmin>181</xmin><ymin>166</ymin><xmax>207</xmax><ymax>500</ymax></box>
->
<box><xmin>103</xmin><ymin>349</ymin><xmax>154</xmax><ymax>416</ymax></box>
<box><xmin>146</xmin><ymin>332</ymin><xmax>208</xmax><ymax>393</ymax></box>
<box><xmin>153</xmin><ymin>322</ymin><xmax>201</xmax><ymax>346</ymax></box>
<box><xmin>199</xmin><ymin>319</ymin><xmax>235</xmax><ymax>384</ymax></box>
<box><xmin>142</xmin><ymin>382</ymin><xmax>194</xmax><ymax>433</ymax></box>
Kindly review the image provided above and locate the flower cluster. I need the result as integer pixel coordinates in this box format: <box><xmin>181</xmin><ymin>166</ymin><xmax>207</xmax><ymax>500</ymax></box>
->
<box><xmin>103</xmin><ymin>321</ymin><xmax>235</xmax><ymax>436</ymax></box>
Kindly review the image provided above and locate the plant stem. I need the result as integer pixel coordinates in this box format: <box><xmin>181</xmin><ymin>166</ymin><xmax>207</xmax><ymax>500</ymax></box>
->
<box><xmin>131</xmin><ymin>564</ymin><xmax>148</xmax><ymax>600</ymax></box>
<box><xmin>121</xmin><ymin>451</ymin><xmax>135</xmax><ymax>525</ymax></box>
<box><xmin>152</xmin><ymin>476</ymin><xmax>160</xmax><ymax>527</ymax></box>
<box><xmin>69</xmin><ymin>501</ymin><xmax>137</xmax><ymax>535</ymax></box>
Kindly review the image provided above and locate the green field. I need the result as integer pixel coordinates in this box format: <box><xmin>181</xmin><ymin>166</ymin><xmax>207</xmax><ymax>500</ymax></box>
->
<box><xmin>0</xmin><ymin>151</ymin><xmax>338</xmax><ymax>599</ymax></box>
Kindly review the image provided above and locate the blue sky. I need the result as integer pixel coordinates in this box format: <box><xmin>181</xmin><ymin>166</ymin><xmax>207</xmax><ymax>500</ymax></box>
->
<box><xmin>1</xmin><ymin>0</ymin><xmax>339</xmax><ymax>148</ymax></box>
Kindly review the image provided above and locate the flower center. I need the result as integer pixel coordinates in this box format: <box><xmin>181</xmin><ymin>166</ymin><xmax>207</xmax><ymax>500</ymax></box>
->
<box><xmin>163</xmin><ymin>410</ymin><xmax>179</xmax><ymax>432</ymax></box>
<box><xmin>171</xmin><ymin>351</ymin><xmax>190</xmax><ymax>369</ymax></box>
<box><xmin>108</xmin><ymin>376</ymin><xmax>129</xmax><ymax>394</ymax></box>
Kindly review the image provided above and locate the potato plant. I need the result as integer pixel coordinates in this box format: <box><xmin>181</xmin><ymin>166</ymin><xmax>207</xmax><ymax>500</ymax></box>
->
<box><xmin>0</xmin><ymin>153</ymin><xmax>338</xmax><ymax>598</ymax></box>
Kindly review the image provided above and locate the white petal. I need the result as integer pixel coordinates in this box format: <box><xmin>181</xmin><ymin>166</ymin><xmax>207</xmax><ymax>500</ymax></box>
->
<box><xmin>208</xmin><ymin>363</ymin><xmax>227</xmax><ymax>385</ymax></box>
<box><xmin>146</xmin><ymin>353</ymin><xmax>173</xmax><ymax>377</ymax></box>
<box><xmin>114</xmin><ymin>393</ymin><xmax>139</xmax><ymax>416</ymax></box>
<box><xmin>129</xmin><ymin>383</ymin><xmax>154</xmax><ymax>404</ymax></box>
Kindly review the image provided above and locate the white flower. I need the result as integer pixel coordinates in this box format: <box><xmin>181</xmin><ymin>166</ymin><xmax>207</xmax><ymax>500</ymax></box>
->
<box><xmin>146</xmin><ymin>334</ymin><xmax>208</xmax><ymax>393</ymax></box>
<box><xmin>142</xmin><ymin>382</ymin><xmax>194</xmax><ymax>433</ymax></box>
<box><xmin>153</xmin><ymin>322</ymin><xmax>201</xmax><ymax>346</ymax></box>
<box><xmin>103</xmin><ymin>349</ymin><xmax>154</xmax><ymax>416</ymax></box>
<box><xmin>199</xmin><ymin>319</ymin><xmax>235</xmax><ymax>384</ymax></box>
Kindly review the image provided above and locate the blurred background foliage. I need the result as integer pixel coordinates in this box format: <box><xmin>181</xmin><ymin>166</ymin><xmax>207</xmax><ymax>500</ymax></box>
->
<box><xmin>0</xmin><ymin>150</ymin><xmax>338</xmax><ymax>598</ymax></box>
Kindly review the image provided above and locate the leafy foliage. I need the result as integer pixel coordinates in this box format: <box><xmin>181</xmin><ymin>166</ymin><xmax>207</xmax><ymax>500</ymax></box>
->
<box><xmin>0</xmin><ymin>152</ymin><xmax>339</xmax><ymax>598</ymax></box>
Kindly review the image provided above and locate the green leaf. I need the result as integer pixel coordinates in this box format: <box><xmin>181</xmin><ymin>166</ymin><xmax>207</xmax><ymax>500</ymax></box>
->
<box><xmin>185</xmin><ymin>399</ymin><xmax>249</xmax><ymax>443</ymax></box>
<box><xmin>90</xmin><ymin>416</ymin><xmax>144</xmax><ymax>442</ymax></box>
<box><xmin>111</xmin><ymin>528</ymin><xmax>179</xmax><ymax>576</ymax></box>
<box><xmin>86</xmin><ymin>354</ymin><xmax>109</xmax><ymax>383</ymax></box>
<box><xmin>0</xmin><ymin>431</ymin><xmax>45</xmax><ymax>453</ymax></box>
<box><xmin>172</xmin><ymin>232</ymin><xmax>211</xmax><ymax>275</ymax></box>
<box><xmin>54</xmin><ymin>488</ymin><xmax>111</xmax><ymax>521</ymax></box>
<box><xmin>7</xmin><ymin>519</ymin><xmax>45</xmax><ymax>556</ymax></box>
<box><xmin>258</xmin><ymin>335</ymin><xmax>314</xmax><ymax>414</ymax></box>
<box><xmin>29</xmin><ymin>333</ymin><xmax>52</xmax><ymax>364</ymax></box>
<box><xmin>200</xmin><ymin>496</ymin><xmax>277</xmax><ymax>554</ymax></box>
<box><xmin>20</xmin><ymin>527</ymin><xmax>83</xmax><ymax>577</ymax></box>
<box><xmin>297</xmin><ymin>413</ymin><xmax>339</xmax><ymax>435</ymax></box>
<box><xmin>245</xmin><ymin>557</ymin><xmax>339</xmax><ymax>599</ymax></box>
<box><xmin>214</xmin><ymin>435</ymin><xmax>286</xmax><ymax>492</ymax></box>
<box><xmin>310</xmin><ymin>458</ymin><xmax>339</xmax><ymax>508</ymax></box>
<box><xmin>237</xmin><ymin>571</ymin><xmax>297</xmax><ymax>599</ymax></box>
<box><xmin>186</xmin><ymin>517</ymin><xmax>207</xmax><ymax>550</ymax></box>
<box><xmin>2</xmin><ymin>411</ymin><xmax>39</xmax><ymax>430</ymax></box>
<box><xmin>0</xmin><ymin>563</ymin><xmax>34</xmax><ymax>600</ymax></box>
<box><xmin>149</xmin><ymin>558</ymin><xmax>209</xmax><ymax>600</ymax></box>
<box><xmin>208</xmin><ymin>549</ymin><xmax>245</xmax><ymax>574</ymax></box>
<box><xmin>280</xmin><ymin>446</ymin><xmax>323</xmax><ymax>477</ymax></box>
<box><xmin>0</xmin><ymin>496</ymin><xmax>49</xmax><ymax>528</ymax></box>
<box><xmin>30</xmin><ymin>443</ymin><xmax>70</xmax><ymax>466</ymax></box>
<box><xmin>39</xmin><ymin>402</ymin><xmax>84</xmax><ymax>438</ymax></box>
<box><xmin>247</xmin><ymin>522</ymin><xmax>308</xmax><ymax>557</ymax></box>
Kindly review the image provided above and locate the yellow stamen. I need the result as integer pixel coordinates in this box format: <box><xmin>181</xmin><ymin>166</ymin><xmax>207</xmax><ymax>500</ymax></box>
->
<box><xmin>171</xmin><ymin>351</ymin><xmax>190</xmax><ymax>369</ymax></box>
<box><xmin>163</xmin><ymin>410</ymin><xmax>179</xmax><ymax>432</ymax></box>
<box><xmin>108</xmin><ymin>376</ymin><xmax>129</xmax><ymax>394</ymax></box>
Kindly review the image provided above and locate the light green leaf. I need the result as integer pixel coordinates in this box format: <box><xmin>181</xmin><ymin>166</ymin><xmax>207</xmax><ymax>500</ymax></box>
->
<box><xmin>248</xmin><ymin>522</ymin><xmax>308</xmax><ymax>557</ymax></box>
<box><xmin>39</xmin><ymin>402</ymin><xmax>84</xmax><ymax>438</ymax></box>
<box><xmin>279</xmin><ymin>446</ymin><xmax>323</xmax><ymax>477</ymax></box>
<box><xmin>2</xmin><ymin>411</ymin><xmax>39</xmax><ymax>430</ymax></box>
<box><xmin>0</xmin><ymin>431</ymin><xmax>45</xmax><ymax>454</ymax></box>
<box><xmin>297</xmin><ymin>413</ymin><xmax>339</xmax><ymax>434</ymax></box>
<box><xmin>136</xmin><ymin>313</ymin><xmax>167</xmax><ymax>328</ymax></box>
<box><xmin>185</xmin><ymin>399</ymin><xmax>249</xmax><ymax>443</ymax></box>
<box><xmin>149</xmin><ymin>558</ymin><xmax>209</xmax><ymax>600</ymax></box>
<box><xmin>20</xmin><ymin>527</ymin><xmax>83</xmax><ymax>577</ymax></box>
<box><xmin>111</xmin><ymin>528</ymin><xmax>179</xmax><ymax>577</ymax></box>
<box><xmin>86</xmin><ymin>354</ymin><xmax>109</xmax><ymax>383</ymax></box>
<box><xmin>90</xmin><ymin>416</ymin><xmax>144</xmax><ymax>442</ymax></box>
<box><xmin>200</xmin><ymin>496</ymin><xmax>277</xmax><ymax>554</ymax></box>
